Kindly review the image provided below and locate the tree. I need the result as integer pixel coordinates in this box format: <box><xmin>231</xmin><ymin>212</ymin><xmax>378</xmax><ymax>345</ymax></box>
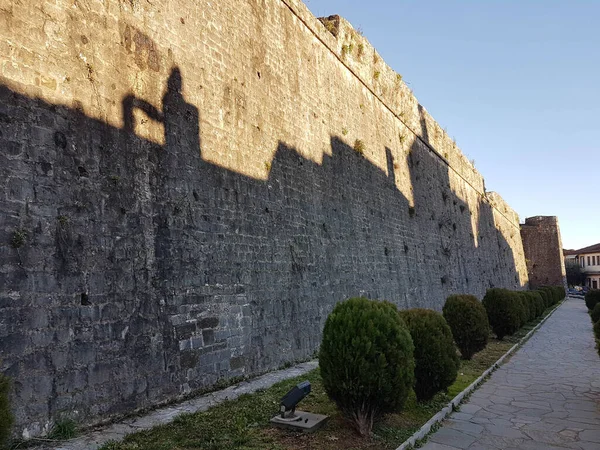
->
<box><xmin>319</xmin><ymin>298</ymin><xmax>414</xmax><ymax>436</ymax></box>
<box><xmin>566</xmin><ymin>262</ymin><xmax>586</xmax><ymax>286</ymax></box>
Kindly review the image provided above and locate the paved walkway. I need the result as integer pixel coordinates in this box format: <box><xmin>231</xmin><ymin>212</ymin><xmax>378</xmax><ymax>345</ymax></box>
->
<box><xmin>421</xmin><ymin>297</ymin><xmax>600</xmax><ymax>450</ymax></box>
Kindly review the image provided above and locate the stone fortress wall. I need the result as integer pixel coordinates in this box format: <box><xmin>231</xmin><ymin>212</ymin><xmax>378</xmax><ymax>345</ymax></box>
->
<box><xmin>520</xmin><ymin>216</ymin><xmax>567</xmax><ymax>288</ymax></box>
<box><xmin>0</xmin><ymin>0</ymin><xmax>536</xmax><ymax>437</ymax></box>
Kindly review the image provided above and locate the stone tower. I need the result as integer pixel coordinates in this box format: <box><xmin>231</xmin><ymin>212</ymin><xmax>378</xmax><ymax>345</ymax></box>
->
<box><xmin>520</xmin><ymin>216</ymin><xmax>567</xmax><ymax>288</ymax></box>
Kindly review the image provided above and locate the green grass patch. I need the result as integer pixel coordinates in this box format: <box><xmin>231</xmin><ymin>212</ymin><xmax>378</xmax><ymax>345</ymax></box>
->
<box><xmin>99</xmin><ymin>303</ymin><xmax>559</xmax><ymax>450</ymax></box>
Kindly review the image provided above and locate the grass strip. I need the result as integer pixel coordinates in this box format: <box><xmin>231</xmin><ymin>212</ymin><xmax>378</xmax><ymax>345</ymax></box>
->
<box><xmin>95</xmin><ymin>304</ymin><xmax>561</xmax><ymax>450</ymax></box>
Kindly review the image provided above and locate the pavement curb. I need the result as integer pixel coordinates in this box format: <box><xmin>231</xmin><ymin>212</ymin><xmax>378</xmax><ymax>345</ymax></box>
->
<box><xmin>395</xmin><ymin>298</ymin><xmax>567</xmax><ymax>450</ymax></box>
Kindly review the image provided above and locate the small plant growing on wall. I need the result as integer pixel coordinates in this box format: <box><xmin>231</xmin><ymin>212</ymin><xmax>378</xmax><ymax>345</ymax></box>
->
<box><xmin>373</xmin><ymin>71</ymin><xmax>381</xmax><ymax>80</ymax></box>
<box><xmin>353</xmin><ymin>139</ymin><xmax>365</xmax><ymax>155</ymax></box>
<box><xmin>341</xmin><ymin>44</ymin><xmax>354</xmax><ymax>57</ymax></box>
<box><xmin>48</xmin><ymin>418</ymin><xmax>77</xmax><ymax>440</ymax></box>
<box><xmin>321</xmin><ymin>19</ymin><xmax>337</xmax><ymax>36</ymax></box>
<box><xmin>357</xmin><ymin>43</ymin><xmax>364</xmax><ymax>58</ymax></box>
<box><xmin>342</xmin><ymin>127</ymin><xmax>348</xmax><ymax>136</ymax></box>
<box><xmin>10</xmin><ymin>228</ymin><xmax>27</xmax><ymax>249</ymax></box>
<box><xmin>57</xmin><ymin>215</ymin><xmax>69</xmax><ymax>227</ymax></box>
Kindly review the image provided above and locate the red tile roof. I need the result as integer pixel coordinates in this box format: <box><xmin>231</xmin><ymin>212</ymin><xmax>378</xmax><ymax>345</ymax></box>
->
<box><xmin>564</xmin><ymin>243</ymin><xmax>600</xmax><ymax>255</ymax></box>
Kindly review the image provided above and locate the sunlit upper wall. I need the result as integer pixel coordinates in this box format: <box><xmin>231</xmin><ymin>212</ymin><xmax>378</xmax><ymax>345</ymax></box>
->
<box><xmin>1</xmin><ymin>0</ymin><xmax>518</xmax><ymax>230</ymax></box>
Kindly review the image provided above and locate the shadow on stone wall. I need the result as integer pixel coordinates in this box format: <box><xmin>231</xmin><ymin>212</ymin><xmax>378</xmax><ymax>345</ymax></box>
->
<box><xmin>0</xmin><ymin>68</ymin><xmax>520</xmax><ymax>435</ymax></box>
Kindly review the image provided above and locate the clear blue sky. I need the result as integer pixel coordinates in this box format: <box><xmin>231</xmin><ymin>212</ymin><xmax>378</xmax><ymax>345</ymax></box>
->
<box><xmin>305</xmin><ymin>0</ymin><xmax>599</xmax><ymax>250</ymax></box>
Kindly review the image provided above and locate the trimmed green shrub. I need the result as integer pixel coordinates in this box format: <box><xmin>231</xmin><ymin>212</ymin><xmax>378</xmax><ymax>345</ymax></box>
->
<box><xmin>553</xmin><ymin>286</ymin><xmax>562</xmax><ymax>303</ymax></box>
<box><xmin>0</xmin><ymin>372</ymin><xmax>13</xmax><ymax>448</ymax></box>
<box><xmin>517</xmin><ymin>292</ymin><xmax>535</xmax><ymax>323</ymax></box>
<box><xmin>540</xmin><ymin>287</ymin><xmax>557</xmax><ymax>306</ymax></box>
<box><xmin>591</xmin><ymin>303</ymin><xmax>600</xmax><ymax>324</ymax></box>
<box><xmin>543</xmin><ymin>286</ymin><xmax>565</xmax><ymax>305</ymax></box>
<box><xmin>594</xmin><ymin>320</ymin><xmax>600</xmax><ymax>358</ymax></box>
<box><xmin>515</xmin><ymin>293</ymin><xmax>530</xmax><ymax>325</ymax></box>
<box><xmin>399</xmin><ymin>308</ymin><xmax>459</xmax><ymax>401</ymax></box>
<box><xmin>537</xmin><ymin>289</ymin><xmax>551</xmax><ymax>309</ymax></box>
<box><xmin>319</xmin><ymin>297</ymin><xmax>415</xmax><ymax>436</ymax></box>
<box><xmin>529</xmin><ymin>291</ymin><xmax>545</xmax><ymax>318</ymax></box>
<box><xmin>483</xmin><ymin>288</ymin><xmax>523</xmax><ymax>339</ymax></box>
<box><xmin>443</xmin><ymin>294</ymin><xmax>489</xmax><ymax>360</ymax></box>
<box><xmin>585</xmin><ymin>290</ymin><xmax>600</xmax><ymax>311</ymax></box>
<box><xmin>554</xmin><ymin>286</ymin><xmax>566</xmax><ymax>302</ymax></box>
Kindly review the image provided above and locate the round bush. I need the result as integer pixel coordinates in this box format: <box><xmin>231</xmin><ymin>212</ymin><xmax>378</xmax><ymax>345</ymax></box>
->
<box><xmin>443</xmin><ymin>295</ymin><xmax>489</xmax><ymax>360</ymax></box>
<box><xmin>545</xmin><ymin>286</ymin><xmax>565</xmax><ymax>305</ymax></box>
<box><xmin>594</xmin><ymin>320</ymin><xmax>600</xmax><ymax>358</ymax></box>
<box><xmin>319</xmin><ymin>297</ymin><xmax>415</xmax><ymax>436</ymax></box>
<box><xmin>585</xmin><ymin>290</ymin><xmax>600</xmax><ymax>311</ymax></box>
<box><xmin>515</xmin><ymin>294</ymin><xmax>530</xmax><ymax>325</ymax></box>
<box><xmin>540</xmin><ymin>287</ymin><xmax>557</xmax><ymax>306</ymax></box>
<box><xmin>483</xmin><ymin>288</ymin><xmax>523</xmax><ymax>340</ymax></box>
<box><xmin>591</xmin><ymin>303</ymin><xmax>600</xmax><ymax>324</ymax></box>
<box><xmin>537</xmin><ymin>289</ymin><xmax>551</xmax><ymax>309</ymax></box>
<box><xmin>399</xmin><ymin>308</ymin><xmax>459</xmax><ymax>401</ymax></box>
<box><xmin>518</xmin><ymin>292</ymin><xmax>535</xmax><ymax>323</ymax></box>
<box><xmin>0</xmin><ymin>372</ymin><xmax>12</xmax><ymax>448</ymax></box>
<box><xmin>554</xmin><ymin>286</ymin><xmax>566</xmax><ymax>302</ymax></box>
<box><xmin>527</xmin><ymin>292</ymin><xmax>539</xmax><ymax>320</ymax></box>
<box><xmin>529</xmin><ymin>291</ymin><xmax>545</xmax><ymax>318</ymax></box>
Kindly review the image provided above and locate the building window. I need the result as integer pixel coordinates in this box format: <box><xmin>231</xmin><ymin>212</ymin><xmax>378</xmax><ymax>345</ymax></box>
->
<box><xmin>588</xmin><ymin>256</ymin><xmax>591</xmax><ymax>266</ymax></box>
<box><xmin>595</xmin><ymin>256</ymin><xmax>597</xmax><ymax>266</ymax></box>
<box><xmin>582</xmin><ymin>257</ymin><xmax>586</xmax><ymax>267</ymax></box>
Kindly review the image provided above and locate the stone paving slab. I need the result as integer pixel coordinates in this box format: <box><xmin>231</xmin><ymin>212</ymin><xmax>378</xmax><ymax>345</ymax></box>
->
<box><xmin>421</xmin><ymin>297</ymin><xmax>600</xmax><ymax>450</ymax></box>
<box><xmin>38</xmin><ymin>361</ymin><xmax>317</xmax><ymax>450</ymax></box>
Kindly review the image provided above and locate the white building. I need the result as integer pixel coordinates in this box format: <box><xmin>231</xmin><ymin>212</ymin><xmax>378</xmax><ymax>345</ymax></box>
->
<box><xmin>566</xmin><ymin>243</ymin><xmax>600</xmax><ymax>289</ymax></box>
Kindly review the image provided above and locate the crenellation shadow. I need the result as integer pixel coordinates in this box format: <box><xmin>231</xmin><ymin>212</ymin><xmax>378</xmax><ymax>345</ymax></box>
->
<box><xmin>0</xmin><ymin>67</ymin><xmax>521</xmax><ymax>434</ymax></box>
<box><xmin>407</xmin><ymin>109</ymin><xmax>520</xmax><ymax>299</ymax></box>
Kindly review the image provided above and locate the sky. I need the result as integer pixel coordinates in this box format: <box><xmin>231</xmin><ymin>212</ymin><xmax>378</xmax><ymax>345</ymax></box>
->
<box><xmin>305</xmin><ymin>0</ymin><xmax>600</xmax><ymax>250</ymax></box>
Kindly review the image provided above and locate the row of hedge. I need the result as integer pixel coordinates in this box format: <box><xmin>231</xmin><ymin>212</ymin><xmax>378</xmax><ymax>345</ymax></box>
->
<box><xmin>319</xmin><ymin>288</ymin><xmax>566</xmax><ymax>436</ymax></box>
<box><xmin>483</xmin><ymin>286</ymin><xmax>564</xmax><ymax>339</ymax></box>
<box><xmin>319</xmin><ymin>297</ymin><xmax>461</xmax><ymax>436</ymax></box>
<box><xmin>585</xmin><ymin>290</ymin><xmax>600</xmax><ymax>357</ymax></box>
<box><xmin>1</xmin><ymin>287</ymin><xmax>566</xmax><ymax>445</ymax></box>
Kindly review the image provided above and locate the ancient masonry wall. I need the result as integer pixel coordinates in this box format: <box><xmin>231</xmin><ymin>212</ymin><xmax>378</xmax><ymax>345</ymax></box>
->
<box><xmin>520</xmin><ymin>216</ymin><xmax>567</xmax><ymax>288</ymax></box>
<box><xmin>0</xmin><ymin>0</ymin><xmax>528</xmax><ymax>437</ymax></box>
